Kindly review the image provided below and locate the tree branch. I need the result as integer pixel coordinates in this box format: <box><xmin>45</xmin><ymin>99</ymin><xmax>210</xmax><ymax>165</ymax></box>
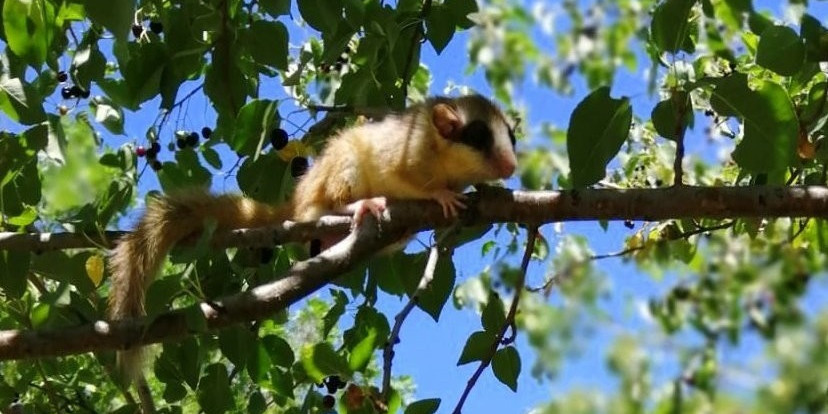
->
<box><xmin>1</xmin><ymin>186</ymin><xmax>828</xmax><ymax>360</ymax></box>
<box><xmin>453</xmin><ymin>227</ymin><xmax>537</xmax><ymax>414</ymax></box>
<box><xmin>4</xmin><ymin>186</ymin><xmax>828</xmax><ymax>252</ymax></box>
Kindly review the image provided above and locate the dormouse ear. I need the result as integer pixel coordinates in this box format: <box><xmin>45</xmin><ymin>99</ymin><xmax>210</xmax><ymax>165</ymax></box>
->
<box><xmin>432</xmin><ymin>103</ymin><xmax>463</xmax><ymax>139</ymax></box>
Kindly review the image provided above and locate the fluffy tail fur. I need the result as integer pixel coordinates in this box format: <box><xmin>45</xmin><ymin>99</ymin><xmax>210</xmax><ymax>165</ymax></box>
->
<box><xmin>108</xmin><ymin>190</ymin><xmax>292</xmax><ymax>381</ymax></box>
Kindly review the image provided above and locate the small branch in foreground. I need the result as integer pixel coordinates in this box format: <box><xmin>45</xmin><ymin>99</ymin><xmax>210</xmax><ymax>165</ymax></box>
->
<box><xmin>452</xmin><ymin>226</ymin><xmax>538</xmax><ymax>414</ymax></box>
<box><xmin>381</xmin><ymin>226</ymin><xmax>458</xmax><ymax>400</ymax></box>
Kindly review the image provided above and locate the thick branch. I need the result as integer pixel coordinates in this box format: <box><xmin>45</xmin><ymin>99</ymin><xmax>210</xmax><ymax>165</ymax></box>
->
<box><xmin>3</xmin><ymin>186</ymin><xmax>828</xmax><ymax>252</ymax></box>
<box><xmin>0</xmin><ymin>215</ymin><xmax>407</xmax><ymax>360</ymax></box>
<box><xmin>1</xmin><ymin>186</ymin><xmax>828</xmax><ymax>360</ymax></box>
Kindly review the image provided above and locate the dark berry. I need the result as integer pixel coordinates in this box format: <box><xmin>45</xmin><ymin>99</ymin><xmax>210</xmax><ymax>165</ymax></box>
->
<box><xmin>57</xmin><ymin>71</ymin><xmax>68</xmax><ymax>83</ymax></box>
<box><xmin>149</xmin><ymin>21</ymin><xmax>163</xmax><ymax>34</ymax></box>
<box><xmin>136</xmin><ymin>146</ymin><xmax>147</xmax><ymax>157</ymax></box>
<box><xmin>69</xmin><ymin>85</ymin><xmax>82</xmax><ymax>97</ymax></box>
<box><xmin>151</xmin><ymin>160</ymin><xmax>163</xmax><ymax>171</ymax></box>
<box><xmin>322</xmin><ymin>395</ymin><xmax>335</xmax><ymax>409</ymax></box>
<box><xmin>334</xmin><ymin>62</ymin><xmax>343</xmax><ymax>71</ymax></box>
<box><xmin>330</xmin><ymin>375</ymin><xmax>346</xmax><ymax>389</ymax></box>
<box><xmin>325</xmin><ymin>383</ymin><xmax>337</xmax><ymax>395</ymax></box>
<box><xmin>270</xmin><ymin>128</ymin><xmax>289</xmax><ymax>150</ymax></box>
<box><xmin>176</xmin><ymin>138</ymin><xmax>188</xmax><ymax>150</ymax></box>
<box><xmin>147</xmin><ymin>141</ymin><xmax>161</xmax><ymax>158</ymax></box>
<box><xmin>704</xmin><ymin>109</ymin><xmax>715</xmax><ymax>117</ymax></box>
<box><xmin>290</xmin><ymin>157</ymin><xmax>309</xmax><ymax>178</ymax></box>
<box><xmin>187</xmin><ymin>132</ymin><xmax>199</xmax><ymax>147</ymax></box>
<box><xmin>201</xmin><ymin>126</ymin><xmax>212</xmax><ymax>139</ymax></box>
<box><xmin>344</xmin><ymin>46</ymin><xmax>351</xmax><ymax>54</ymax></box>
<box><xmin>80</xmin><ymin>88</ymin><xmax>91</xmax><ymax>99</ymax></box>
<box><xmin>132</xmin><ymin>24</ymin><xmax>144</xmax><ymax>38</ymax></box>
<box><xmin>61</xmin><ymin>87</ymin><xmax>73</xmax><ymax>99</ymax></box>
<box><xmin>320</xmin><ymin>63</ymin><xmax>330</xmax><ymax>73</ymax></box>
<box><xmin>623</xmin><ymin>220</ymin><xmax>634</xmax><ymax>229</ymax></box>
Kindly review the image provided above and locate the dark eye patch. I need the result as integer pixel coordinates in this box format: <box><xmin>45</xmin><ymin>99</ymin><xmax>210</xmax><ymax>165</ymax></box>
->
<box><xmin>457</xmin><ymin>120</ymin><xmax>495</xmax><ymax>154</ymax></box>
<box><xmin>507</xmin><ymin>126</ymin><xmax>516</xmax><ymax>147</ymax></box>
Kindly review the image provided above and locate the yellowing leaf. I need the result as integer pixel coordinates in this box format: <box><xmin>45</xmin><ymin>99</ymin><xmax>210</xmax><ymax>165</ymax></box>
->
<box><xmin>85</xmin><ymin>254</ymin><xmax>104</xmax><ymax>286</ymax></box>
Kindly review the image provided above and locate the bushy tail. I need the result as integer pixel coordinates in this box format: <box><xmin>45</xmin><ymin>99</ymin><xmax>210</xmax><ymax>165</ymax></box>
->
<box><xmin>108</xmin><ymin>190</ymin><xmax>292</xmax><ymax>381</ymax></box>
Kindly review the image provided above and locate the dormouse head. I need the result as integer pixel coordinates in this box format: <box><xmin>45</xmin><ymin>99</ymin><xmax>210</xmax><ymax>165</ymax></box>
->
<box><xmin>430</xmin><ymin>95</ymin><xmax>518</xmax><ymax>181</ymax></box>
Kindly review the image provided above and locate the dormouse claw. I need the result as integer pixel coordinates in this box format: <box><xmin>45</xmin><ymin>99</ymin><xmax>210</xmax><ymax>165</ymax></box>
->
<box><xmin>432</xmin><ymin>190</ymin><xmax>467</xmax><ymax>217</ymax></box>
<box><xmin>350</xmin><ymin>196</ymin><xmax>388</xmax><ymax>228</ymax></box>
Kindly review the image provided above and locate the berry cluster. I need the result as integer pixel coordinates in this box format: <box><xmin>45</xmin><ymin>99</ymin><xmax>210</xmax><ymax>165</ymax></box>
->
<box><xmin>136</xmin><ymin>142</ymin><xmax>163</xmax><ymax>171</ymax></box>
<box><xmin>316</xmin><ymin>375</ymin><xmax>347</xmax><ymax>409</ymax></box>
<box><xmin>57</xmin><ymin>71</ymin><xmax>90</xmax><ymax>100</ymax></box>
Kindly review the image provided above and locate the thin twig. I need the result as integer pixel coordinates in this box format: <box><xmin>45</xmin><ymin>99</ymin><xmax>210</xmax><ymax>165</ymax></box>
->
<box><xmin>528</xmin><ymin>220</ymin><xmax>735</xmax><ymax>293</ymax></box>
<box><xmin>452</xmin><ymin>226</ymin><xmax>538</xmax><ymax>414</ymax></box>
<box><xmin>381</xmin><ymin>228</ymin><xmax>457</xmax><ymax>400</ymax></box>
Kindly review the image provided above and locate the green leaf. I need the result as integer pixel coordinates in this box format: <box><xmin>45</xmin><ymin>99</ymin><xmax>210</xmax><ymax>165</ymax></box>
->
<box><xmin>248</xmin><ymin>391</ymin><xmax>267</xmax><ymax>414</ymax></box>
<box><xmin>801</xmin><ymin>13</ymin><xmax>828</xmax><ymax>62</ymax></box>
<box><xmin>651</xmin><ymin>93</ymin><xmax>693</xmax><ymax>141</ymax></box>
<box><xmin>446</xmin><ymin>0</ymin><xmax>477</xmax><ymax>29</ymax></box>
<box><xmin>262</xmin><ymin>335</ymin><xmax>294</xmax><ymax>368</ymax></box>
<box><xmin>708</xmin><ymin>74</ymin><xmax>798</xmax><ymax>172</ymax></box>
<box><xmin>245</xmin><ymin>21</ymin><xmax>289</xmax><ymax>70</ymax></box>
<box><xmin>369</xmin><ymin>254</ymin><xmax>408</xmax><ymax>296</ymax></box>
<box><xmin>322</xmin><ymin>290</ymin><xmax>348</xmax><ymax>337</ymax></box>
<box><xmin>202</xmin><ymin>147</ymin><xmax>223</xmax><ymax>169</ymax></box>
<box><xmin>457</xmin><ymin>330</ymin><xmax>495</xmax><ymax>365</ymax></box>
<box><xmin>2</xmin><ymin>0</ymin><xmax>55</xmax><ymax>66</ymax></box>
<box><xmin>157</xmin><ymin>150</ymin><xmax>212</xmax><ymax>192</ymax></box>
<box><xmin>481</xmin><ymin>293</ymin><xmax>506</xmax><ymax>333</ymax></box>
<box><xmin>73</xmin><ymin>46</ymin><xmax>107</xmax><ymax>89</ymax></box>
<box><xmin>122</xmin><ymin>43</ymin><xmax>168</xmax><ymax>108</ymax></box>
<box><xmin>399</xmin><ymin>252</ymin><xmax>456</xmax><ymax>321</ymax></box>
<box><xmin>426</xmin><ymin>4</ymin><xmax>455</xmax><ymax>54</ymax></box>
<box><xmin>343</xmin><ymin>306</ymin><xmax>389</xmax><ymax>371</ymax></box>
<box><xmin>0</xmin><ymin>78</ymin><xmax>47</xmax><ymax>125</ymax></box>
<box><xmin>219</xmin><ymin>326</ymin><xmax>256</xmax><ymax>367</ymax></box>
<box><xmin>260</xmin><ymin>0</ymin><xmax>291</xmax><ymax>17</ymax></box>
<box><xmin>756</xmin><ymin>25</ymin><xmax>805</xmax><ymax>76</ymax></box>
<box><xmin>348</xmin><ymin>330</ymin><xmax>378</xmax><ymax>372</ymax></box>
<box><xmin>246</xmin><ymin>342</ymin><xmax>272</xmax><ymax>384</ymax></box>
<box><xmin>183</xmin><ymin>305</ymin><xmax>208</xmax><ymax>333</ymax></box>
<box><xmin>300</xmin><ymin>343</ymin><xmax>351</xmax><ymax>382</ymax></box>
<box><xmin>0</xmin><ymin>251</ymin><xmax>30</xmax><ymax>297</ymax></box>
<box><xmin>298</xmin><ymin>0</ymin><xmax>341</xmax><ymax>33</ymax></box>
<box><xmin>491</xmin><ymin>346</ymin><xmax>520</xmax><ymax>392</ymax></box>
<box><xmin>81</xmin><ymin>0</ymin><xmax>134</xmax><ymax>41</ymax></box>
<box><xmin>237</xmin><ymin>153</ymin><xmax>293</xmax><ymax>203</ymax></box>
<box><xmin>231</xmin><ymin>99</ymin><xmax>280</xmax><ymax>156</ymax></box>
<box><xmin>566</xmin><ymin>86</ymin><xmax>632</xmax><ymax>188</ymax></box>
<box><xmin>197</xmin><ymin>363</ymin><xmax>235</xmax><ymax>414</ymax></box>
<box><xmin>650</xmin><ymin>0</ymin><xmax>696</xmax><ymax>54</ymax></box>
<box><xmin>90</xmin><ymin>98</ymin><xmax>125</xmax><ymax>135</ymax></box>
<box><xmin>405</xmin><ymin>398</ymin><xmax>441</xmax><ymax>414</ymax></box>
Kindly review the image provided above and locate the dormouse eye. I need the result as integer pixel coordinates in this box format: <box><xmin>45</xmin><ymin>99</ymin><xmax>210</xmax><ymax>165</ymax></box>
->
<box><xmin>457</xmin><ymin>120</ymin><xmax>494</xmax><ymax>153</ymax></box>
<box><xmin>507</xmin><ymin>127</ymin><xmax>516</xmax><ymax>147</ymax></box>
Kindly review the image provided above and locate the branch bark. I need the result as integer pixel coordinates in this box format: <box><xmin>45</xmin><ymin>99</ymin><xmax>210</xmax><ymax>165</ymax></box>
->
<box><xmin>1</xmin><ymin>186</ymin><xmax>827</xmax><ymax>360</ymax></box>
<box><xmin>3</xmin><ymin>186</ymin><xmax>828</xmax><ymax>252</ymax></box>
